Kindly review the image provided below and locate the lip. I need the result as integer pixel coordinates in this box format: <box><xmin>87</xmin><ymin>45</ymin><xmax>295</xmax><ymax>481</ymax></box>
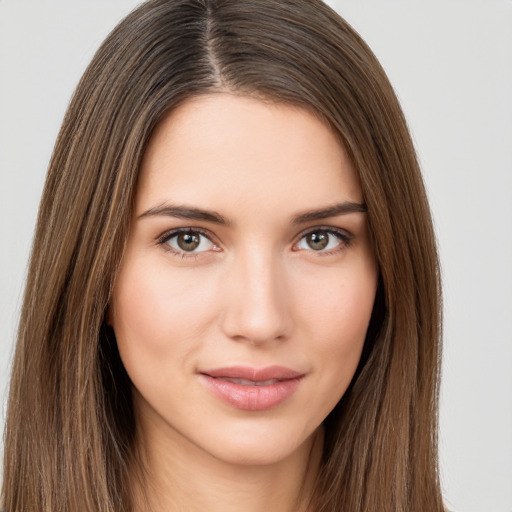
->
<box><xmin>199</xmin><ymin>366</ymin><xmax>305</xmax><ymax>411</ymax></box>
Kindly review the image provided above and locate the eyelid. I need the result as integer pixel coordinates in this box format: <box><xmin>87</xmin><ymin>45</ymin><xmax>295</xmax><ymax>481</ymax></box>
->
<box><xmin>293</xmin><ymin>225</ymin><xmax>353</xmax><ymax>253</ymax></box>
<box><xmin>156</xmin><ymin>227</ymin><xmax>221</xmax><ymax>256</ymax></box>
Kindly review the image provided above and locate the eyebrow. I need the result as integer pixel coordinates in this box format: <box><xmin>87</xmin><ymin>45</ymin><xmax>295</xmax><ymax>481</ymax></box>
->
<box><xmin>138</xmin><ymin>200</ymin><xmax>367</xmax><ymax>226</ymax></box>
<box><xmin>138</xmin><ymin>204</ymin><xmax>230</xmax><ymax>225</ymax></box>
<box><xmin>291</xmin><ymin>201</ymin><xmax>367</xmax><ymax>224</ymax></box>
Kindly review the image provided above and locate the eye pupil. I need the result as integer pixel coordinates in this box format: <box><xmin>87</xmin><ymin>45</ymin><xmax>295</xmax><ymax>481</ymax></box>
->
<box><xmin>177</xmin><ymin>232</ymin><xmax>200</xmax><ymax>251</ymax></box>
<box><xmin>307</xmin><ymin>232</ymin><xmax>329</xmax><ymax>250</ymax></box>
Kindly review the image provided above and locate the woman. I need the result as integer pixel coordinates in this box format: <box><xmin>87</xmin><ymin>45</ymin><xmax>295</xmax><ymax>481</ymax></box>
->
<box><xmin>2</xmin><ymin>0</ymin><xmax>444</xmax><ymax>511</ymax></box>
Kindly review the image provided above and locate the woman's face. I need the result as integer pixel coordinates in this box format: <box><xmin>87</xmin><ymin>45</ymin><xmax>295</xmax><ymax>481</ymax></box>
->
<box><xmin>110</xmin><ymin>94</ymin><xmax>378</xmax><ymax>466</ymax></box>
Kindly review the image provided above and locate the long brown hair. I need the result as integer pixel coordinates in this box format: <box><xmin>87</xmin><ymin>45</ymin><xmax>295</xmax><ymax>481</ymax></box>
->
<box><xmin>2</xmin><ymin>1</ymin><xmax>443</xmax><ymax>510</ymax></box>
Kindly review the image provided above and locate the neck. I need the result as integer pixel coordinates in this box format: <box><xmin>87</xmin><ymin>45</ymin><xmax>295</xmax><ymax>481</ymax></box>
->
<box><xmin>130</xmin><ymin>417</ymin><xmax>323</xmax><ymax>512</ymax></box>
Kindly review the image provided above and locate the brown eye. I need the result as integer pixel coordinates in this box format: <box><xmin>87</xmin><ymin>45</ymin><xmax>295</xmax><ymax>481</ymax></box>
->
<box><xmin>163</xmin><ymin>230</ymin><xmax>216</xmax><ymax>254</ymax></box>
<box><xmin>296</xmin><ymin>229</ymin><xmax>350</xmax><ymax>253</ymax></box>
<box><xmin>306</xmin><ymin>232</ymin><xmax>329</xmax><ymax>250</ymax></box>
<box><xmin>177</xmin><ymin>232</ymin><xmax>200</xmax><ymax>251</ymax></box>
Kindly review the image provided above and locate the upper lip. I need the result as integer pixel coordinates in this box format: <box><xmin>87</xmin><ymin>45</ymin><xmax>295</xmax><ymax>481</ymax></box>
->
<box><xmin>201</xmin><ymin>365</ymin><xmax>304</xmax><ymax>381</ymax></box>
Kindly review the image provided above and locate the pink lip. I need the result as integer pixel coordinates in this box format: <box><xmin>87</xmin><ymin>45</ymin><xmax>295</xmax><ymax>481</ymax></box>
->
<box><xmin>200</xmin><ymin>366</ymin><xmax>305</xmax><ymax>411</ymax></box>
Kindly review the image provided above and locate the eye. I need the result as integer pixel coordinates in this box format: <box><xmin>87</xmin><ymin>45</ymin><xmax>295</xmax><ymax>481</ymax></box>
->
<box><xmin>159</xmin><ymin>229</ymin><xmax>218</xmax><ymax>255</ymax></box>
<box><xmin>295</xmin><ymin>228</ymin><xmax>351</xmax><ymax>253</ymax></box>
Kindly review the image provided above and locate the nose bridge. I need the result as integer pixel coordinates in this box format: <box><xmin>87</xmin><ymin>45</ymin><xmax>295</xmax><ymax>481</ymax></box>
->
<box><xmin>221</xmin><ymin>243</ymin><xmax>291</xmax><ymax>344</ymax></box>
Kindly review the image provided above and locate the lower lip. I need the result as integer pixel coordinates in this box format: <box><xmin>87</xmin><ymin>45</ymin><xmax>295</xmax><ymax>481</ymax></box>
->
<box><xmin>200</xmin><ymin>375</ymin><xmax>303</xmax><ymax>411</ymax></box>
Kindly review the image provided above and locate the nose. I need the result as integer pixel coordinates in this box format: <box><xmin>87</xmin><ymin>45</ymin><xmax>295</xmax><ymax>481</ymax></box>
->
<box><xmin>220</xmin><ymin>248</ymin><xmax>293</xmax><ymax>345</ymax></box>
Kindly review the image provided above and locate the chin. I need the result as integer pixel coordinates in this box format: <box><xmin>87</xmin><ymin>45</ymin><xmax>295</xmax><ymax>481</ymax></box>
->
<box><xmin>194</xmin><ymin>419</ymin><xmax>320</xmax><ymax>468</ymax></box>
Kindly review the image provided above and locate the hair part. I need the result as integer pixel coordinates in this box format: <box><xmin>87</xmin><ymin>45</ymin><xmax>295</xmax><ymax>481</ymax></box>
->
<box><xmin>3</xmin><ymin>1</ymin><xmax>443</xmax><ymax>511</ymax></box>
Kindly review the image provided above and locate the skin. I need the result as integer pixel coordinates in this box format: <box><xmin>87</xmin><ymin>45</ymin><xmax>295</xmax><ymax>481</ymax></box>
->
<box><xmin>110</xmin><ymin>93</ymin><xmax>378</xmax><ymax>512</ymax></box>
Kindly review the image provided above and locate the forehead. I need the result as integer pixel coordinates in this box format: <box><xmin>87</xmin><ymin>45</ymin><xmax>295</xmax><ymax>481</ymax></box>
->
<box><xmin>135</xmin><ymin>93</ymin><xmax>362</xmax><ymax>217</ymax></box>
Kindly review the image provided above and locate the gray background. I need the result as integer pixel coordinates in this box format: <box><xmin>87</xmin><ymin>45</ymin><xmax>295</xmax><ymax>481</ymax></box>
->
<box><xmin>1</xmin><ymin>1</ymin><xmax>511</xmax><ymax>511</ymax></box>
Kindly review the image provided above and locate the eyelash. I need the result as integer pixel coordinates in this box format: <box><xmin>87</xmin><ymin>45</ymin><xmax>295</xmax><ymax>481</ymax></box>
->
<box><xmin>156</xmin><ymin>227</ymin><xmax>218</xmax><ymax>259</ymax></box>
<box><xmin>156</xmin><ymin>226</ymin><xmax>353</xmax><ymax>258</ymax></box>
<box><xmin>294</xmin><ymin>226</ymin><xmax>353</xmax><ymax>256</ymax></box>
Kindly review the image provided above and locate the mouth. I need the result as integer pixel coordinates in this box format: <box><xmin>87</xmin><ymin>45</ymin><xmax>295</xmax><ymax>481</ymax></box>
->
<box><xmin>199</xmin><ymin>366</ymin><xmax>305</xmax><ymax>411</ymax></box>
<box><xmin>213</xmin><ymin>377</ymin><xmax>280</xmax><ymax>386</ymax></box>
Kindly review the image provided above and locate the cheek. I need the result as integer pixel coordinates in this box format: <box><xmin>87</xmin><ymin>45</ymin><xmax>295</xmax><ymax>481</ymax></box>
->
<box><xmin>300</xmin><ymin>260</ymin><xmax>377</xmax><ymax>339</ymax></box>
<box><xmin>110</xmin><ymin>260</ymin><xmax>221</xmax><ymax>372</ymax></box>
<box><xmin>296</xmin><ymin>260</ymin><xmax>377</xmax><ymax>390</ymax></box>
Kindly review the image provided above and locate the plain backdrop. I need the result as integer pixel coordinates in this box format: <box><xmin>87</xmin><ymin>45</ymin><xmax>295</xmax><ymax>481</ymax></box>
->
<box><xmin>0</xmin><ymin>1</ymin><xmax>511</xmax><ymax>511</ymax></box>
